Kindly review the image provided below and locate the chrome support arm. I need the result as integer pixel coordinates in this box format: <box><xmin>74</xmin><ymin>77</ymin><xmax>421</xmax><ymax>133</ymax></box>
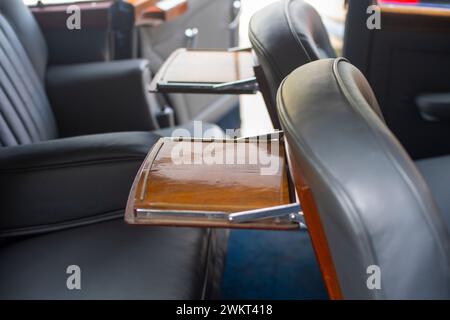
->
<box><xmin>228</xmin><ymin>203</ymin><xmax>306</xmax><ymax>229</ymax></box>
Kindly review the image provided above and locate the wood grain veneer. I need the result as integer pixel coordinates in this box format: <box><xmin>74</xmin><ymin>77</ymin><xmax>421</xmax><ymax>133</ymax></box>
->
<box><xmin>380</xmin><ymin>4</ymin><xmax>450</xmax><ymax>31</ymax></box>
<box><xmin>284</xmin><ymin>141</ymin><xmax>343</xmax><ymax>299</ymax></box>
<box><xmin>125</xmin><ymin>137</ymin><xmax>298</xmax><ymax>230</ymax></box>
<box><xmin>160</xmin><ymin>49</ymin><xmax>255</xmax><ymax>84</ymax></box>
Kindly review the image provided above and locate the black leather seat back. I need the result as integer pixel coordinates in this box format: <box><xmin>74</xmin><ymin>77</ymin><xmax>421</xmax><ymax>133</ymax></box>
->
<box><xmin>277</xmin><ymin>58</ymin><xmax>450</xmax><ymax>299</ymax></box>
<box><xmin>0</xmin><ymin>0</ymin><xmax>57</xmax><ymax>146</ymax></box>
<box><xmin>249</xmin><ymin>0</ymin><xmax>336</xmax><ymax>106</ymax></box>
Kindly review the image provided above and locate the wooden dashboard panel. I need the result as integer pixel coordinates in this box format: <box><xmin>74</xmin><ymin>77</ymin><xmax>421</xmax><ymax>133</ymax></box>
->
<box><xmin>380</xmin><ymin>4</ymin><xmax>450</xmax><ymax>31</ymax></box>
<box><xmin>125</xmin><ymin>137</ymin><xmax>298</xmax><ymax>230</ymax></box>
<box><xmin>141</xmin><ymin>0</ymin><xmax>188</xmax><ymax>22</ymax></box>
<box><xmin>126</xmin><ymin>0</ymin><xmax>186</xmax><ymax>24</ymax></box>
<box><xmin>126</xmin><ymin>0</ymin><xmax>158</xmax><ymax>18</ymax></box>
<box><xmin>31</xmin><ymin>0</ymin><xmax>185</xmax><ymax>28</ymax></box>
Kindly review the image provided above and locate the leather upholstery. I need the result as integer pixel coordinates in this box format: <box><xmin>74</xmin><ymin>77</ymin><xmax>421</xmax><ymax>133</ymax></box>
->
<box><xmin>416</xmin><ymin>155</ymin><xmax>450</xmax><ymax>232</ymax></box>
<box><xmin>0</xmin><ymin>12</ymin><xmax>57</xmax><ymax>146</ymax></box>
<box><xmin>344</xmin><ymin>0</ymin><xmax>450</xmax><ymax>160</ymax></box>
<box><xmin>0</xmin><ymin>0</ymin><xmax>48</xmax><ymax>80</ymax></box>
<box><xmin>0</xmin><ymin>132</ymin><xmax>160</xmax><ymax>237</ymax></box>
<box><xmin>46</xmin><ymin>60</ymin><xmax>160</xmax><ymax>137</ymax></box>
<box><xmin>0</xmin><ymin>1</ymin><xmax>228</xmax><ymax>299</ymax></box>
<box><xmin>277</xmin><ymin>58</ymin><xmax>450</xmax><ymax>299</ymax></box>
<box><xmin>0</xmin><ymin>1</ymin><xmax>161</xmax><ymax>146</ymax></box>
<box><xmin>249</xmin><ymin>0</ymin><xmax>335</xmax><ymax>107</ymax></box>
<box><xmin>0</xmin><ymin>130</ymin><xmax>229</xmax><ymax>299</ymax></box>
<box><xmin>0</xmin><ymin>220</ymin><xmax>228</xmax><ymax>299</ymax></box>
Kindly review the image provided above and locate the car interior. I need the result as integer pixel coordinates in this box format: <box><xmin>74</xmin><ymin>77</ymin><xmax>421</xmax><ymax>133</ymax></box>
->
<box><xmin>0</xmin><ymin>0</ymin><xmax>449</xmax><ymax>301</ymax></box>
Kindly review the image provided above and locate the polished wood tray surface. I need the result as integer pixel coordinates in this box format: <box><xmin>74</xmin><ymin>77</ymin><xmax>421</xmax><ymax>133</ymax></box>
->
<box><xmin>125</xmin><ymin>137</ymin><xmax>298</xmax><ymax>230</ymax></box>
<box><xmin>149</xmin><ymin>48</ymin><xmax>257</xmax><ymax>94</ymax></box>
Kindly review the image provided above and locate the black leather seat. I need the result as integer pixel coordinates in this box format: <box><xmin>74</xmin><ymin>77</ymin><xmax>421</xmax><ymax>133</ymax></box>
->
<box><xmin>0</xmin><ymin>220</ymin><xmax>227</xmax><ymax>299</ymax></box>
<box><xmin>416</xmin><ymin>155</ymin><xmax>450</xmax><ymax>231</ymax></box>
<box><xmin>277</xmin><ymin>58</ymin><xmax>450</xmax><ymax>299</ymax></box>
<box><xmin>0</xmin><ymin>0</ymin><xmax>160</xmax><ymax>144</ymax></box>
<box><xmin>0</xmin><ymin>0</ymin><xmax>227</xmax><ymax>299</ymax></box>
<box><xmin>0</xmin><ymin>130</ymin><xmax>227</xmax><ymax>299</ymax></box>
<box><xmin>249</xmin><ymin>0</ymin><xmax>335</xmax><ymax>118</ymax></box>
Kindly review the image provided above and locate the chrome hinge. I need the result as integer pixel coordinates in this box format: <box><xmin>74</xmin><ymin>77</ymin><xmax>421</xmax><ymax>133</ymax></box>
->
<box><xmin>228</xmin><ymin>203</ymin><xmax>306</xmax><ymax>229</ymax></box>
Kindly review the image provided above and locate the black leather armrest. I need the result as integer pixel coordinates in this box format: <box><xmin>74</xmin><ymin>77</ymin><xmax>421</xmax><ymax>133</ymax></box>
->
<box><xmin>0</xmin><ymin>132</ymin><xmax>160</xmax><ymax>237</ymax></box>
<box><xmin>46</xmin><ymin>60</ymin><xmax>160</xmax><ymax>137</ymax></box>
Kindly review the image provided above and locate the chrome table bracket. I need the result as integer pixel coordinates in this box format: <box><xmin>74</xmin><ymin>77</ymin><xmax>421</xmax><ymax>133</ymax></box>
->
<box><xmin>212</xmin><ymin>77</ymin><xmax>259</xmax><ymax>91</ymax></box>
<box><xmin>228</xmin><ymin>203</ymin><xmax>306</xmax><ymax>229</ymax></box>
<box><xmin>136</xmin><ymin>203</ymin><xmax>306</xmax><ymax>229</ymax></box>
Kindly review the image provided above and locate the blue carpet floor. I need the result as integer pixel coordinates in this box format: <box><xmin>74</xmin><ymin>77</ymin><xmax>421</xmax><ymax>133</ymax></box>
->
<box><xmin>221</xmin><ymin>229</ymin><xmax>328</xmax><ymax>300</ymax></box>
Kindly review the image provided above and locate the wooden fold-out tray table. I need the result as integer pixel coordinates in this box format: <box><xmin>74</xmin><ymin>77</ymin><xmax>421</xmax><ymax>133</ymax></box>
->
<box><xmin>125</xmin><ymin>134</ymin><xmax>302</xmax><ymax>230</ymax></box>
<box><xmin>149</xmin><ymin>48</ymin><xmax>259</xmax><ymax>94</ymax></box>
<box><xmin>148</xmin><ymin>47</ymin><xmax>281</xmax><ymax>128</ymax></box>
